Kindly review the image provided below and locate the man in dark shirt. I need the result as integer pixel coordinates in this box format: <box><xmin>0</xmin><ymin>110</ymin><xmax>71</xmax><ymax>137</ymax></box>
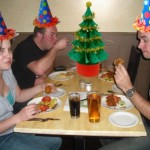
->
<box><xmin>12</xmin><ymin>0</ymin><xmax>68</xmax><ymax>113</ymax></box>
<box><xmin>12</xmin><ymin>34</ymin><xmax>47</xmax><ymax>88</ymax></box>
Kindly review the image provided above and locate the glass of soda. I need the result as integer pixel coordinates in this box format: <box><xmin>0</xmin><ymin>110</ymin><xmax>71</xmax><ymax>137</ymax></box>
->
<box><xmin>68</xmin><ymin>92</ymin><xmax>80</xmax><ymax>118</ymax></box>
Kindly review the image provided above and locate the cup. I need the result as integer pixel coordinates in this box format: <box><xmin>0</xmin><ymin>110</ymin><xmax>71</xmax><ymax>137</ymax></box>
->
<box><xmin>87</xmin><ymin>91</ymin><xmax>101</xmax><ymax>123</ymax></box>
<box><xmin>68</xmin><ymin>92</ymin><xmax>80</xmax><ymax>118</ymax></box>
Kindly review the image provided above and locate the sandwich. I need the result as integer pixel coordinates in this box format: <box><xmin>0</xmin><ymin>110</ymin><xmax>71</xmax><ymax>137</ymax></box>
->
<box><xmin>114</xmin><ymin>58</ymin><xmax>125</xmax><ymax>66</ymax></box>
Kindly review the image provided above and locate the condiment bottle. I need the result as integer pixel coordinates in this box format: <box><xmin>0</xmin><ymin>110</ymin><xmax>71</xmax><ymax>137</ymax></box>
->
<box><xmin>86</xmin><ymin>82</ymin><xmax>92</xmax><ymax>91</ymax></box>
<box><xmin>79</xmin><ymin>79</ymin><xmax>86</xmax><ymax>89</ymax></box>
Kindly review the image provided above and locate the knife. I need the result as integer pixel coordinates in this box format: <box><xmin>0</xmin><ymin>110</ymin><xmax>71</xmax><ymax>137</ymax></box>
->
<box><xmin>28</xmin><ymin>118</ymin><xmax>60</xmax><ymax>122</ymax></box>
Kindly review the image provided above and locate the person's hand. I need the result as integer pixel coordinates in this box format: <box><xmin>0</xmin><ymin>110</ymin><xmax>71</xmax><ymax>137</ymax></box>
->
<box><xmin>45</xmin><ymin>83</ymin><xmax>57</xmax><ymax>93</ymax></box>
<box><xmin>53</xmin><ymin>38</ymin><xmax>69</xmax><ymax>51</ymax></box>
<box><xmin>15</xmin><ymin>104</ymin><xmax>39</xmax><ymax>123</ymax></box>
<box><xmin>114</xmin><ymin>64</ymin><xmax>133</xmax><ymax>93</ymax></box>
<box><xmin>40</xmin><ymin>83</ymin><xmax>57</xmax><ymax>93</ymax></box>
<box><xmin>34</xmin><ymin>74</ymin><xmax>47</xmax><ymax>86</ymax></box>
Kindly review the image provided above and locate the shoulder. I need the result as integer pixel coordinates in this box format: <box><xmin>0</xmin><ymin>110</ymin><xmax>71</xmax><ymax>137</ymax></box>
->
<box><xmin>14</xmin><ymin>35</ymin><xmax>34</xmax><ymax>51</ymax></box>
<box><xmin>3</xmin><ymin>69</ymin><xmax>17</xmax><ymax>88</ymax></box>
<box><xmin>3</xmin><ymin>69</ymin><xmax>15</xmax><ymax>80</ymax></box>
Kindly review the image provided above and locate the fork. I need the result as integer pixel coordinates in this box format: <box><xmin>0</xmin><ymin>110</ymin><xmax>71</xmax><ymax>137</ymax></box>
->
<box><xmin>54</xmin><ymin>84</ymin><xmax>63</xmax><ymax>87</ymax></box>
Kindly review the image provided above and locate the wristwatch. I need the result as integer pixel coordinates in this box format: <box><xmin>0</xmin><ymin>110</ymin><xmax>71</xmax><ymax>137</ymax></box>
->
<box><xmin>125</xmin><ymin>88</ymin><xmax>136</xmax><ymax>99</ymax></box>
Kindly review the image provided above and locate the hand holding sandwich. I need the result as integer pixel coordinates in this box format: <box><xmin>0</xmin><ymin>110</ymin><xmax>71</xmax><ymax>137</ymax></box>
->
<box><xmin>113</xmin><ymin>58</ymin><xmax>133</xmax><ymax>93</ymax></box>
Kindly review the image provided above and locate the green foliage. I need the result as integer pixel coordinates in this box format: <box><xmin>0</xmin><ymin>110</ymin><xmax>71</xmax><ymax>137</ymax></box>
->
<box><xmin>68</xmin><ymin>2</ymin><xmax>108</xmax><ymax>65</ymax></box>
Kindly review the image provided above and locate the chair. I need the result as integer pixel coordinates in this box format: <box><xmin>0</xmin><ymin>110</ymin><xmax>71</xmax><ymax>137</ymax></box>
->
<box><xmin>127</xmin><ymin>45</ymin><xmax>141</xmax><ymax>84</ymax></box>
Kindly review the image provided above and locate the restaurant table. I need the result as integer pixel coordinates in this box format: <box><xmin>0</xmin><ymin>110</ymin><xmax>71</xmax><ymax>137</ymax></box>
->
<box><xmin>14</xmin><ymin>70</ymin><xmax>147</xmax><ymax>150</ymax></box>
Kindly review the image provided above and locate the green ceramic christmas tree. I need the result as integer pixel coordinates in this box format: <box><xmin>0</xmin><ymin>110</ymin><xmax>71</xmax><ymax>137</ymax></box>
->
<box><xmin>68</xmin><ymin>2</ymin><xmax>108</xmax><ymax>65</ymax></box>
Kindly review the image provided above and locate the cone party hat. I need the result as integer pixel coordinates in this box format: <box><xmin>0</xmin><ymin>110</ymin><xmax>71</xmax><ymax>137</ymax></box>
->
<box><xmin>33</xmin><ymin>0</ymin><xmax>59</xmax><ymax>28</ymax></box>
<box><xmin>0</xmin><ymin>12</ymin><xmax>16</xmax><ymax>40</ymax></box>
<box><xmin>133</xmin><ymin>0</ymin><xmax>150</xmax><ymax>32</ymax></box>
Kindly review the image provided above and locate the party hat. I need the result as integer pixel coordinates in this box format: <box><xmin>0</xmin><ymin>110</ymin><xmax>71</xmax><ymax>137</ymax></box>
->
<box><xmin>33</xmin><ymin>0</ymin><xmax>59</xmax><ymax>28</ymax></box>
<box><xmin>133</xmin><ymin>0</ymin><xmax>150</xmax><ymax>32</ymax></box>
<box><xmin>0</xmin><ymin>12</ymin><xmax>16</xmax><ymax>40</ymax></box>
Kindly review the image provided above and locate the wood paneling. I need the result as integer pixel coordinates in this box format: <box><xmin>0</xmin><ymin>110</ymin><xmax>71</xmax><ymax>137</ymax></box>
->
<box><xmin>12</xmin><ymin>32</ymin><xmax>150</xmax><ymax>99</ymax></box>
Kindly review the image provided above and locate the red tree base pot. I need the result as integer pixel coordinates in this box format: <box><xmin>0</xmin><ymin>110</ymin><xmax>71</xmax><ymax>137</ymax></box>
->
<box><xmin>76</xmin><ymin>62</ymin><xmax>101</xmax><ymax>77</ymax></box>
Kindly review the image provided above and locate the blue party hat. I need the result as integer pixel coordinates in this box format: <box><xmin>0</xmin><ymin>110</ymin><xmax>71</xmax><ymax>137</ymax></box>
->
<box><xmin>33</xmin><ymin>0</ymin><xmax>59</xmax><ymax>28</ymax></box>
<box><xmin>133</xmin><ymin>0</ymin><xmax>150</xmax><ymax>32</ymax></box>
<box><xmin>0</xmin><ymin>12</ymin><xmax>16</xmax><ymax>40</ymax></box>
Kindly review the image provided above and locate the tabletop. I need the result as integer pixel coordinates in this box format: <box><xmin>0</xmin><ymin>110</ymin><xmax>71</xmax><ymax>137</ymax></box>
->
<box><xmin>14</xmin><ymin>70</ymin><xmax>147</xmax><ymax>137</ymax></box>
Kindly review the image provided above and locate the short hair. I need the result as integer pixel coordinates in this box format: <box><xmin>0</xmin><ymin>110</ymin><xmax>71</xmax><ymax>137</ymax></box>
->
<box><xmin>33</xmin><ymin>27</ymin><xmax>46</xmax><ymax>38</ymax></box>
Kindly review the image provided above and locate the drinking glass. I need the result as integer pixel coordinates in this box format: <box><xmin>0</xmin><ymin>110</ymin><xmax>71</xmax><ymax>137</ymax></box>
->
<box><xmin>87</xmin><ymin>91</ymin><xmax>101</xmax><ymax>123</ymax></box>
<box><xmin>68</xmin><ymin>92</ymin><xmax>80</xmax><ymax>118</ymax></box>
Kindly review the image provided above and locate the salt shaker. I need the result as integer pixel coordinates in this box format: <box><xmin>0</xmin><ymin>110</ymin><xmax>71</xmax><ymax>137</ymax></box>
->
<box><xmin>86</xmin><ymin>82</ymin><xmax>92</xmax><ymax>91</ymax></box>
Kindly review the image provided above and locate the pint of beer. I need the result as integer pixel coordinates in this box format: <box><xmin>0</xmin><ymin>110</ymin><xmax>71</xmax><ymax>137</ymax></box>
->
<box><xmin>87</xmin><ymin>91</ymin><xmax>101</xmax><ymax>123</ymax></box>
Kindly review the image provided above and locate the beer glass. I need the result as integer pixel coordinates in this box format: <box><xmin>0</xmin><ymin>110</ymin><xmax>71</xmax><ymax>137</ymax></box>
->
<box><xmin>87</xmin><ymin>91</ymin><xmax>101</xmax><ymax>123</ymax></box>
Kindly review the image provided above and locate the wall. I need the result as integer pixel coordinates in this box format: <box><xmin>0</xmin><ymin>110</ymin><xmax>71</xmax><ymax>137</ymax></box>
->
<box><xmin>0</xmin><ymin>0</ymin><xmax>143</xmax><ymax>32</ymax></box>
<box><xmin>1</xmin><ymin>0</ymin><xmax>149</xmax><ymax>99</ymax></box>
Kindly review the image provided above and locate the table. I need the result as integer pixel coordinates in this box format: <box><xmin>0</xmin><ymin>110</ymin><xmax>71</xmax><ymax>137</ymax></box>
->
<box><xmin>14</xmin><ymin>71</ymin><xmax>147</xmax><ymax>149</ymax></box>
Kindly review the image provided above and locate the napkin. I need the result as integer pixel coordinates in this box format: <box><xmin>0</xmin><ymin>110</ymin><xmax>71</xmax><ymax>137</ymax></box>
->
<box><xmin>63</xmin><ymin>92</ymin><xmax>88</xmax><ymax>113</ymax></box>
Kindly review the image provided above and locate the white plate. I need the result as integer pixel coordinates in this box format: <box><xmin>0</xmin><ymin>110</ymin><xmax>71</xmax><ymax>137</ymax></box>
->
<box><xmin>27</xmin><ymin>96</ymin><xmax>62</xmax><ymax>112</ymax></box>
<box><xmin>70</xmin><ymin>67</ymin><xmax>76</xmax><ymax>71</ymax></box>
<box><xmin>98</xmin><ymin>71</ymin><xmax>114</xmax><ymax>82</ymax></box>
<box><xmin>112</xmin><ymin>84</ymin><xmax>123</xmax><ymax>94</ymax></box>
<box><xmin>49</xmin><ymin>71</ymin><xmax>74</xmax><ymax>81</ymax></box>
<box><xmin>109</xmin><ymin>112</ymin><xmax>139</xmax><ymax>128</ymax></box>
<box><xmin>101</xmin><ymin>95</ymin><xmax>134</xmax><ymax>110</ymax></box>
<box><xmin>43</xmin><ymin>88</ymin><xmax>66</xmax><ymax>98</ymax></box>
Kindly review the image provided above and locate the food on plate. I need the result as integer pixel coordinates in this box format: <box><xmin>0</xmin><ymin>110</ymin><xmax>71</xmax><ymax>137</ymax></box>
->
<box><xmin>55</xmin><ymin>73</ymin><xmax>67</xmax><ymax>79</ymax></box>
<box><xmin>55</xmin><ymin>71</ymin><xmax>73</xmax><ymax>79</ymax></box>
<box><xmin>100</xmin><ymin>71</ymin><xmax>114</xmax><ymax>81</ymax></box>
<box><xmin>106</xmin><ymin>94</ymin><xmax>125</xmax><ymax>107</ymax></box>
<box><xmin>37</xmin><ymin>96</ymin><xmax>57</xmax><ymax>112</ymax></box>
<box><xmin>41</xmin><ymin>96</ymin><xmax>51</xmax><ymax>102</ymax></box>
<box><xmin>45</xmin><ymin>85</ymin><xmax>52</xmax><ymax>94</ymax></box>
<box><xmin>114</xmin><ymin>58</ymin><xmax>125</xmax><ymax>66</ymax></box>
<box><xmin>66</xmin><ymin>71</ymin><xmax>74</xmax><ymax>76</ymax></box>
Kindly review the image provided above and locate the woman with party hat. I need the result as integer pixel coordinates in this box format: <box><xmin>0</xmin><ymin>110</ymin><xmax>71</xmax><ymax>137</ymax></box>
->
<box><xmin>99</xmin><ymin>0</ymin><xmax>150</xmax><ymax>150</ymax></box>
<box><xmin>0</xmin><ymin>12</ymin><xmax>61</xmax><ymax>150</ymax></box>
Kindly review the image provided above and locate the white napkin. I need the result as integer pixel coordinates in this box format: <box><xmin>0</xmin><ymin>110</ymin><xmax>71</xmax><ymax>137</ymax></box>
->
<box><xmin>63</xmin><ymin>92</ymin><xmax>88</xmax><ymax>113</ymax></box>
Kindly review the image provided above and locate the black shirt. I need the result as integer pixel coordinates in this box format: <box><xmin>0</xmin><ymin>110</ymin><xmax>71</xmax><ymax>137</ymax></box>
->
<box><xmin>12</xmin><ymin>35</ymin><xmax>47</xmax><ymax>89</ymax></box>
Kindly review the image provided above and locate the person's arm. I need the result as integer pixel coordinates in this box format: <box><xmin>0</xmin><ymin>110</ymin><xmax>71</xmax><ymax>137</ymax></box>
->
<box><xmin>0</xmin><ymin>104</ymin><xmax>38</xmax><ymax>133</ymax></box>
<box><xmin>129</xmin><ymin>92</ymin><xmax>150</xmax><ymax>120</ymax></box>
<box><xmin>0</xmin><ymin>81</ymin><xmax>56</xmax><ymax>133</ymax></box>
<box><xmin>34</xmin><ymin>74</ymin><xmax>47</xmax><ymax>86</ymax></box>
<box><xmin>15</xmin><ymin>83</ymin><xmax>44</xmax><ymax>103</ymax></box>
<box><xmin>15</xmin><ymin>82</ymin><xmax>56</xmax><ymax>103</ymax></box>
<box><xmin>114</xmin><ymin>64</ymin><xmax>150</xmax><ymax>120</ymax></box>
<box><xmin>27</xmin><ymin>38</ymin><xmax>68</xmax><ymax>76</ymax></box>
